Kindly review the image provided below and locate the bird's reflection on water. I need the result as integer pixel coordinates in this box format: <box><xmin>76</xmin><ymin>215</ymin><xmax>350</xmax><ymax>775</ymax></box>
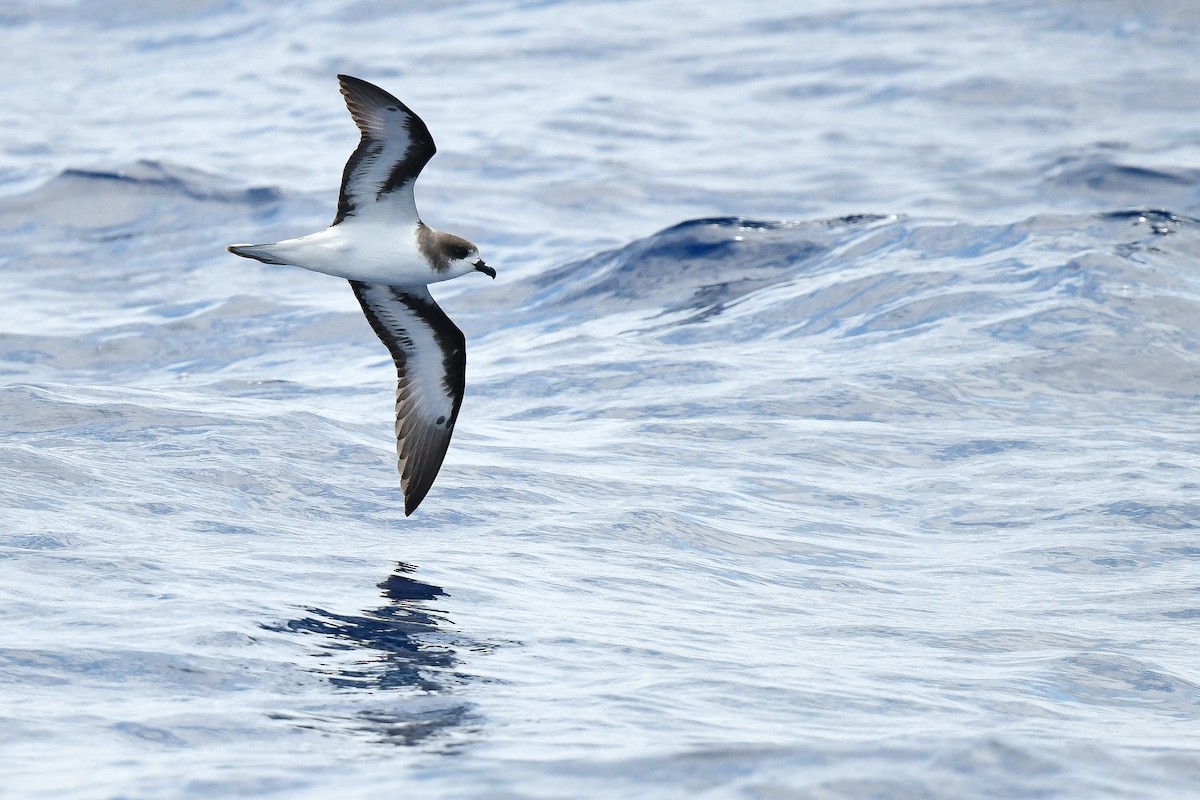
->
<box><xmin>266</xmin><ymin>562</ymin><xmax>476</xmax><ymax>745</ymax></box>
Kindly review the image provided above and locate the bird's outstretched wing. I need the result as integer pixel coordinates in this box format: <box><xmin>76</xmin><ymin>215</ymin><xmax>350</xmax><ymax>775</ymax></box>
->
<box><xmin>350</xmin><ymin>281</ymin><xmax>466</xmax><ymax>515</ymax></box>
<box><xmin>333</xmin><ymin>74</ymin><xmax>437</xmax><ymax>226</ymax></box>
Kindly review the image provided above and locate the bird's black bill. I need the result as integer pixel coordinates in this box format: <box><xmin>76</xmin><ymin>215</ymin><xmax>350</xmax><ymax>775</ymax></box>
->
<box><xmin>474</xmin><ymin>261</ymin><xmax>496</xmax><ymax>279</ymax></box>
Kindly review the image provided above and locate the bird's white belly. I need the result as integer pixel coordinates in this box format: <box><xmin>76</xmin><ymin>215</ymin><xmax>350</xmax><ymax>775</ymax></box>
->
<box><xmin>272</xmin><ymin>225</ymin><xmax>443</xmax><ymax>285</ymax></box>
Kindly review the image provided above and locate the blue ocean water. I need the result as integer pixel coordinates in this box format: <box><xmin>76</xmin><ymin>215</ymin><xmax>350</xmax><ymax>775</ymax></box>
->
<box><xmin>3</xmin><ymin>1</ymin><xmax>1200</xmax><ymax>797</ymax></box>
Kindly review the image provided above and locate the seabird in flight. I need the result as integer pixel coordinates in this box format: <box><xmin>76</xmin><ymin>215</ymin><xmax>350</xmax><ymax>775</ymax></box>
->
<box><xmin>228</xmin><ymin>74</ymin><xmax>494</xmax><ymax>515</ymax></box>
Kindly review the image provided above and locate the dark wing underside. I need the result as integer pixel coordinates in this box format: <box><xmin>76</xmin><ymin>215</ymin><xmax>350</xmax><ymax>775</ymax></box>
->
<box><xmin>333</xmin><ymin>74</ymin><xmax>437</xmax><ymax>226</ymax></box>
<box><xmin>349</xmin><ymin>280</ymin><xmax>466</xmax><ymax>515</ymax></box>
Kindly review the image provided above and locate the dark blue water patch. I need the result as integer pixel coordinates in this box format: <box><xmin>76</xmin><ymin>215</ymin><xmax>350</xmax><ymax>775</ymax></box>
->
<box><xmin>191</xmin><ymin>520</ymin><xmax>260</xmax><ymax>536</ymax></box>
<box><xmin>262</xmin><ymin>563</ymin><xmax>479</xmax><ymax>745</ymax></box>
<box><xmin>1040</xmin><ymin>153</ymin><xmax>1200</xmax><ymax>207</ymax></box>
<box><xmin>51</xmin><ymin>160</ymin><xmax>282</xmax><ymax>206</ymax></box>
<box><xmin>351</xmin><ymin>705</ymin><xmax>475</xmax><ymax>744</ymax></box>
<box><xmin>0</xmin><ymin>160</ymin><xmax>317</xmax><ymax>242</ymax></box>
<box><xmin>1162</xmin><ymin>609</ymin><xmax>1200</xmax><ymax>619</ymax></box>
<box><xmin>1103</xmin><ymin>501</ymin><xmax>1200</xmax><ymax>530</ymax></box>
<box><xmin>1059</xmin><ymin>162</ymin><xmax>1195</xmax><ymax>190</ymax></box>
<box><xmin>1036</xmin><ymin>654</ymin><xmax>1200</xmax><ymax>713</ymax></box>
<box><xmin>934</xmin><ymin>439</ymin><xmax>1037</xmax><ymax>460</ymax></box>
<box><xmin>1103</xmin><ymin>208</ymin><xmax>1200</xmax><ymax>262</ymax></box>
<box><xmin>5</xmin><ymin>533</ymin><xmax>71</xmax><ymax>550</ymax></box>
<box><xmin>112</xmin><ymin>721</ymin><xmax>190</xmax><ymax>747</ymax></box>
<box><xmin>1102</xmin><ymin>208</ymin><xmax>1198</xmax><ymax>234</ymax></box>
<box><xmin>495</xmin><ymin>206</ymin><xmax>1200</xmax><ymax>346</ymax></box>
<box><xmin>0</xmin><ymin>347</ymin><xmax>56</xmax><ymax>366</ymax></box>
<box><xmin>511</xmin><ymin>215</ymin><xmax>886</xmax><ymax>325</ymax></box>
<box><xmin>266</xmin><ymin>563</ymin><xmax>458</xmax><ymax>692</ymax></box>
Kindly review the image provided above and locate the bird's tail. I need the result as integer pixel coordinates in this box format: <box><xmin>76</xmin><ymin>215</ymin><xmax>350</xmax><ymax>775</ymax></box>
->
<box><xmin>226</xmin><ymin>243</ymin><xmax>291</xmax><ymax>266</ymax></box>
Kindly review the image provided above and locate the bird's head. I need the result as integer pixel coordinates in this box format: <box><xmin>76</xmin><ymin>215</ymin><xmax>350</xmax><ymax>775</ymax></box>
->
<box><xmin>438</xmin><ymin>233</ymin><xmax>495</xmax><ymax>279</ymax></box>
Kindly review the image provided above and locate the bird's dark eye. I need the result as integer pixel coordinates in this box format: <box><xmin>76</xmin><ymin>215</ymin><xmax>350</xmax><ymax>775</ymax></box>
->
<box><xmin>449</xmin><ymin>245</ymin><xmax>469</xmax><ymax>260</ymax></box>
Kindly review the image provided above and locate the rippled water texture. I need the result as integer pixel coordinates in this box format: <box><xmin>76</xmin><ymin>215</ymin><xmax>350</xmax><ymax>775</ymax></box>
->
<box><xmin>3</xmin><ymin>1</ymin><xmax>1200</xmax><ymax>798</ymax></box>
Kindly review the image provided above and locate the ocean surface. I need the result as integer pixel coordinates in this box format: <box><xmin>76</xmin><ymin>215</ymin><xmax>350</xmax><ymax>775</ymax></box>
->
<box><xmin>3</xmin><ymin>1</ymin><xmax>1200</xmax><ymax>797</ymax></box>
